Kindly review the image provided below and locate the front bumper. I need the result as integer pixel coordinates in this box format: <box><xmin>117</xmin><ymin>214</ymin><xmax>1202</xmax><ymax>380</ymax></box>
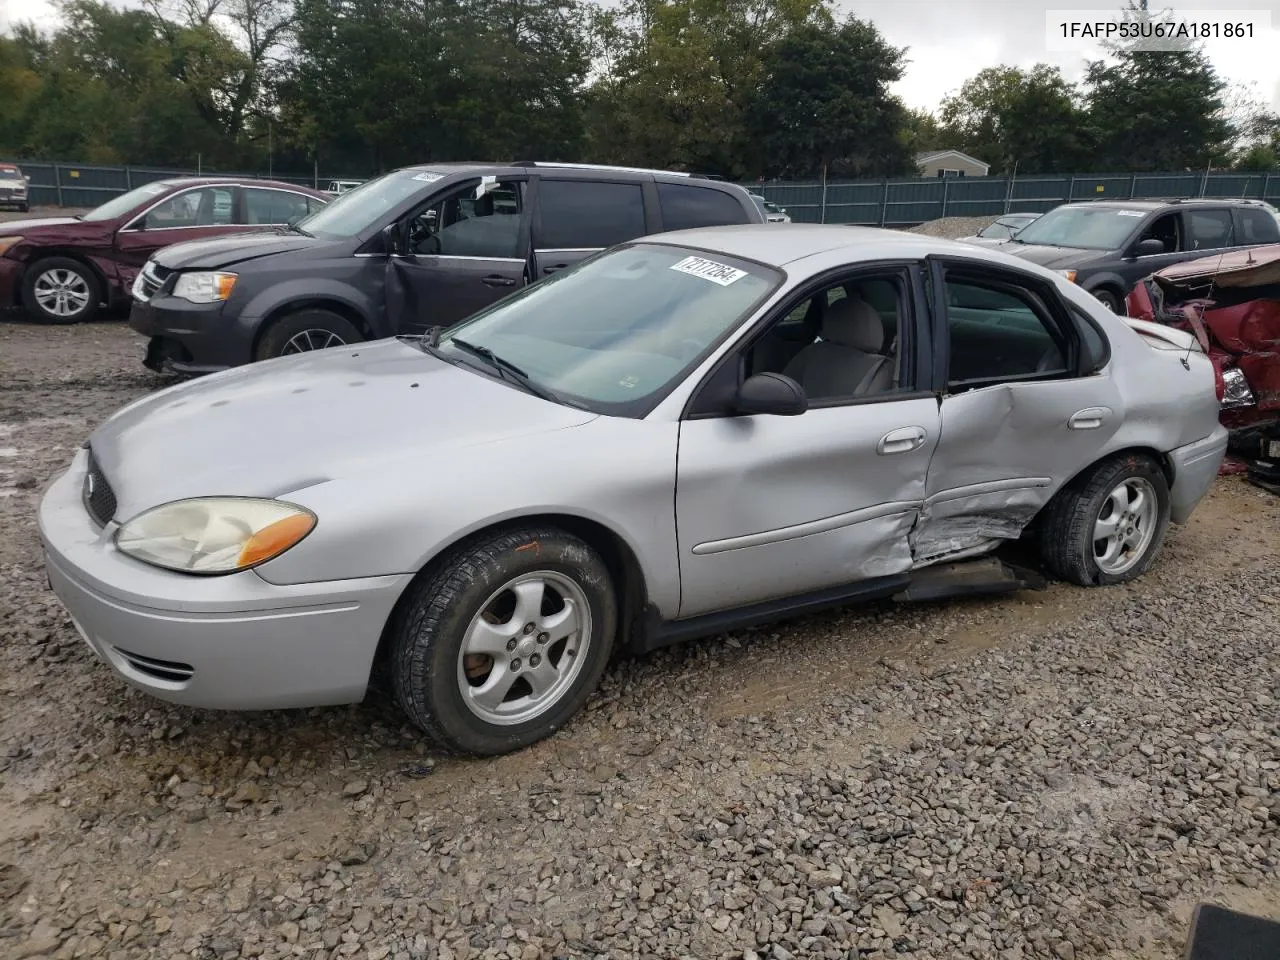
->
<box><xmin>1168</xmin><ymin>425</ymin><xmax>1229</xmax><ymax>524</ymax></box>
<box><xmin>129</xmin><ymin>294</ymin><xmax>254</xmax><ymax>375</ymax></box>
<box><xmin>38</xmin><ymin>449</ymin><xmax>413</xmax><ymax>710</ymax></box>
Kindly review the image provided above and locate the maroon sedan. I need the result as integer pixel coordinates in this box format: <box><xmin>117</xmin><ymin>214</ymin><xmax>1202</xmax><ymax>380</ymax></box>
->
<box><xmin>0</xmin><ymin>177</ymin><xmax>329</xmax><ymax>324</ymax></box>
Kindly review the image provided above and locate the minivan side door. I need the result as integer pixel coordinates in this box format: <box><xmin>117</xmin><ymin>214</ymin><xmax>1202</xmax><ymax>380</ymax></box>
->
<box><xmin>529</xmin><ymin>178</ymin><xmax>650</xmax><ymax>277</ymax></box>
<box><xmin>388</xmin><ymin>177</ymin><xmax>531</xmax><ymax>333</ymax></box>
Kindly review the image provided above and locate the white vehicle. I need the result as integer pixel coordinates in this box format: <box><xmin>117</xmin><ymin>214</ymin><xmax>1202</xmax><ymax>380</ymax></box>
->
<box><xmin>324</xmin><ymin>179</ymin><xmax>365</xmax><ymax>197</ymax></box>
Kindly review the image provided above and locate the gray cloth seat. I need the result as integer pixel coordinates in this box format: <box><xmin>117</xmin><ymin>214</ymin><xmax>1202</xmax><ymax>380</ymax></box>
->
<box><xmin>782</xmin><ymin>296</ymin><xmax>892</xmax><ymax>399</ymax></box>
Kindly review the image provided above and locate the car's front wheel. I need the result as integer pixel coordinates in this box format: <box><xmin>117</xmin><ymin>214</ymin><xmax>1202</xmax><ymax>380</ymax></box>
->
<box><xmin>22</xmin><ymin>257</ymin><xmax>100</xmax><ymax>324</ymax></box>
<box><xmin>1039</xmin><ymin>454</ymin><xmax>1171</xmax><ymax>586</ymax></box>
<box><xmin>255</xmin><ymin>308</ymin><xmax>363</xmax><ymax>361</ymax></box>
<box><xmin>390</xmin><ymin>526</ymin><xmax>617</xmax><ymax>756</ymax></box>
<box><xmin>1090</xmin><ymin>286</ymin><xmax>1123</xmax><ymax>313</ymax></box>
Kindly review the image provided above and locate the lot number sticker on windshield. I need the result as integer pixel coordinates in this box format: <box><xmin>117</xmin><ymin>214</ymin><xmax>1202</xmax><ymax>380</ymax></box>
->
<box><xmin>670</xmin><ymin>255</ymin><xmax>747</xmax><ymax>286</ymax></box>
<box><xmin>411</xmin><ymin>172</ymin><xmax>443</xmax><ymax>183</ymax></box>
<box><xmin>1117</xmin><ymin>210</ymin><xmax>1146</xmax><ymax>217</ymax></box>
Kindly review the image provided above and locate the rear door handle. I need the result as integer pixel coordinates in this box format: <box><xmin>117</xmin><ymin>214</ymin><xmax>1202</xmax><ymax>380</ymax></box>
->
<box><xmin>542</xmin><ymin>264</ymin><xmax>568</xmax><ymax>275</ymax></box>
<box><xmin>481</xmin><ymin>275</ymin><xmax>517</xmax><ymax>287</ymax></box>
<box><xmin>1068</xmin><ymin>406</ymin><xmax>1111</xmax><ymax>430</ymax></box>
<box><xmin>877</xmin><ymin>426</ymin><xmax>928</xmax><ymax>455</ymax></box>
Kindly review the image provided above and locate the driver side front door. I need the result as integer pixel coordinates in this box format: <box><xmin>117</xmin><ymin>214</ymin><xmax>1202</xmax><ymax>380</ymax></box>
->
<box><xmin>386</xmin><ymin>178</ymin><xmax>530</xmax><ymax>334</ymax></box>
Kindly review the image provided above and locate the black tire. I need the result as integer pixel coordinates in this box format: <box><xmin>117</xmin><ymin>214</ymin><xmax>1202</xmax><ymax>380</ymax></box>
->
<box><xmin>1039</xmin><ymin>453</ymin><xmax>1171</xmax><ymax>586</ymax></box>
<box><xmin>390</xmin><ymin>526</ymin><xmax>617</xmax><ymax>756</ymax></box>
<box><xmin>1090</xmin><ymin>286</ymin><xmax>1123</xmax><ymax>313</ymax></box>
<box><xmin>255</xmin><ymin>308</ymin><xmax>363</xmax><ymax>361</ymax></box>
<box><xmin>21</xmin><ymin>256</ymin><xmax>100</xmax><ymax>325</ymax></box>
<box><xmin>18</xmin><ymin>203</ymin><xmax>28</xmax><ymax>214</ymax></box>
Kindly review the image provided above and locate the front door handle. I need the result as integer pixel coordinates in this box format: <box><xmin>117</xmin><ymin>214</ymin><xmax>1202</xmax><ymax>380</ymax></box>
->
<box><xmin>481</xmin><ymin>275</ymin><xmax>517</xmax><ymax>287</ymax></box>
<box><xmin>1068</xmin><ymin>406</ymin><xmax>1111</xmax><ymax>430</ymax></box>
<box><xmin>542</xmin><ymin>264</ymin><xmax>568</xmax><ymax>275</ymax></box>
<box><xmin>877</xmin><ymin>426</ymin><xmax>927</xmax><ymax>455</ymax></box>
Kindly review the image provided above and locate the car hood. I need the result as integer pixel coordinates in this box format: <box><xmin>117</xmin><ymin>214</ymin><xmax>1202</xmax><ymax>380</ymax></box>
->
<box><xmin>0</xmin><ymin>216</ymin><xmax>116</xmax><ymax>243</ymax></box>
<box><xmin>88</xmin><ymin>338</ymin><xmax>598</xmax><ymax>521</ymax></box>
<box><xmin>151</xmin><ymin>230</ymin><xmax>324</xmax><ymax>270</ymax></box>
<box><xmin>957</xmin><ymin>235</ymin><xmax>1006</xmax><ymax>247</ymax></box>
<box><xmin>988</xmin><ymin>242</ymin><xmax>1109</xmax><ymax>270</ymax></box>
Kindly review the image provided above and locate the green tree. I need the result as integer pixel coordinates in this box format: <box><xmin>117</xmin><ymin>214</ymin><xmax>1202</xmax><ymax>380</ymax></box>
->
<box><xmin>938</xmin><ymin>65</ymin><xmax>1084</xmax><ymax>174</ymax></box>
<box><xmin>747</xmin><ymin>15</ymin><xmax>912</xmax><ymax>179</ymax></box>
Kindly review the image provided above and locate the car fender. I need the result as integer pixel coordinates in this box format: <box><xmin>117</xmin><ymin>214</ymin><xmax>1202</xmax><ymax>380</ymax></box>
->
<box><xmin>238</xmin><ymin>277</ymin><xmax>382</xmax><ymax>336</ymax></box>
<box><xmin>1076</xmin><ymin>268</ymin><xmax>1130</xmax><ymax>299</ymax></box>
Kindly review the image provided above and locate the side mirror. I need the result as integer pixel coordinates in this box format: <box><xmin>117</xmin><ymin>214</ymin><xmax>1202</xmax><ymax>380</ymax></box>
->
<box><xmin>735</xmin><ymin>372</ymin><xmax>807</xmax><ymax>416</ymax></box>
<box><xmin>1134</xmin><ymin>238</ymin><xmax>1165</xmax><ymax>257</ymax></box>
<box><xmin>381</xmin><ymin>221</ymin><xmax>404</xmax><ymax>257</ymax></box>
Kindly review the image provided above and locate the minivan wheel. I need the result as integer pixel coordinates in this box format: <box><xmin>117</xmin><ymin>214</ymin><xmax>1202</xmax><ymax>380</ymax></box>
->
<box><xmin>255</xmin><ymin>308</ymin><xmax>363</xmax><ymax>361</ymax></box>
<box><xmin>390</xmin><ymin>526</ymin><xmax>617</xmax><ymax>756</ymax></box>
<box><xmin>22</xmin><ymin>257</ymin><xmax>100</xmax><ymax>324</ymax></box>
<box><xmin>1091</xmin><ymin>287</ymin><xmax>1123</xmax><ymax>313</ymax></box>
<box><xmin>1039</xmin><ymin>454</ymin><xmax>1170</xmax><ymax>586</ymax></box>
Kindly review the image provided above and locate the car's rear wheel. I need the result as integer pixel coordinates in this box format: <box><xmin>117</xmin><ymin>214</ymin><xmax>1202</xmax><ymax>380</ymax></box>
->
<box><xmin>255</xmin><ymin>308</ymin><xmax>363</xmax><ymax>361</ymax></box>
<box><xmin>1039</xmin><ymin>454</ymin><xmax>1170</xmax><ymax>586</ymax></box>
<box><xmin>390</xmin><ymin>526</ymin><xmax>617</xmax><ymax>756</ymax></box>
<box><xmin>1090</xmin><ymin>287</ymin><xmax>1123</xmax><ymax>313</ymax></box>
<box><xmin>22</xmin><ymin>257</ymin><xmax>100</xmax><ymax>324</ymax></box>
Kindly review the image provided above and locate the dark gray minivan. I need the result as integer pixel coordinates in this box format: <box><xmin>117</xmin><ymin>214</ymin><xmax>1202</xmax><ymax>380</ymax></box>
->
<box><xmin>128</xmin><ymin>161</ymin><xmax>766</xmax><ymax>373</ymax></box>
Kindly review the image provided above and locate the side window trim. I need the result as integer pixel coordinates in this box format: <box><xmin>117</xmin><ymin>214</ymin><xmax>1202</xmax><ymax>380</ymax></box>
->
<box><xmin>682</xmin><ymin>261</ymin><xmax>929</xmax><ymax>420</ymax></box>
<box><xmin>926</xmin><ymin>255</ymin><xmax>1084</xmax><ymax>395</ymax></box>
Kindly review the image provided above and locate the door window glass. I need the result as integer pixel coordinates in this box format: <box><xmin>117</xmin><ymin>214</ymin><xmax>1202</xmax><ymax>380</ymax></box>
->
<box><xmin>1233</xmin><ymin>207</ymin><xmax>1280</xmax><ymax>245</ymax></box>
<box><xmin>536</xmin><ymin>180</ymin><xmax>645</xmax><ymax>249</ymax></box>
<box><xmin>1134</xmin><ymin>211</ymin><xmax>1180</xmax><ymax>254</ymax></box>
<box><xmin>657</xmin><ymin>183</ymin><xmax>750</xmax><ymax>231</ymax></box>
<box><xmin>1186</xmin><ymin>210</ymin><xmax>1234</xmax><ymax>250</ymax></box>
<box><xmin>408</xmin><ymin>181</ymin><xmax>524</xmax><ymax>258</ymax></box>
<box><xmin>745</xmin><ymin>274</ymin><xmax>908</xmax><ymax>402</ymax></box>
<box><xmin>945</xmin><ymin>278</ymin><xmax>1071</xmax><ymax>388</ymax></box>
<box><xmin>243</xmin><ymin>188</ymin><xmax>312</xmax><ymax>225</ymax></box>
<box><xmin>142</xmin><ymin>187</ymin><xmax>234</xmax><ymax>229</ymax></box>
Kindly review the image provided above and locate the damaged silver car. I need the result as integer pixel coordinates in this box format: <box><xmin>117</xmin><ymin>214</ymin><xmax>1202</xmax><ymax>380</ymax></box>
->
<box><xmin>39</xmin><ymin>225</ymin><xmax>1228</xmax><ymax>756</ymax></box>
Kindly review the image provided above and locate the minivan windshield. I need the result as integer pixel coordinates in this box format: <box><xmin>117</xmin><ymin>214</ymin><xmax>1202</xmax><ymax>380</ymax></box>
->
<box><xmin>1011</xmin><ymin>205</ymin><xmax>1148</xmax><ymax>250</ymax></box>
<box><xmin>297</xmin><ymin>169</ymin><xmax>436</xmax><ymax>237</ymax></box>
<box><xmin>436</xmin><ymin>243</ymin><xmax>781</xmax><ymax>416</ymax></box>
<box><xmin>81</xmin><ymin>181</ymin><xmax>171</xmax><ymax>222</ymax></box>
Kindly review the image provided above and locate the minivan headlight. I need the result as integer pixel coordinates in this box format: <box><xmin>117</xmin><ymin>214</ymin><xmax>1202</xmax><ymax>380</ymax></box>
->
<box><xmin>171</xmin><ymin>271</ymin><xmax>237</xmax><ymax>303</ymax></box>
<box><xmin>115</xmin><ymin>498</ymin><xmax>316</xmax><ymax>574</ymax></box>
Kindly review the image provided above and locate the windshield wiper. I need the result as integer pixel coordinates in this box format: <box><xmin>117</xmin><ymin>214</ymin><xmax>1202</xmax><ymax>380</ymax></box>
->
<box><xmin>448</xmin><ymin>337</ymin><xmax>564</xmax><ymax>404</ymax></box>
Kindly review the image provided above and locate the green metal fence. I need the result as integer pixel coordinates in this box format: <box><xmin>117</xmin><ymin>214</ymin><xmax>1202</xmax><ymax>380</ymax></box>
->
<box><xmin>10</xmin><ymin>158</ymin><xmax>1280</xmax><ymax>225</ymax></box>
<box><xmin>744</xmin><ymin>170</ymin><xmax>1280</xmax><ymax>226</ymax></box>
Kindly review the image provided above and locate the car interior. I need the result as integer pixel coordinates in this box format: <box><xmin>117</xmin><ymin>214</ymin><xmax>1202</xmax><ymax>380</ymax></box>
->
<box><xmin>1136</xmin><ymin>212</ymin><xmax>1182</xmax><ymax>254</ymax></box>
<box><xmin>745</xmin><ymin>277</ymin><xmax>903</xmax><ymax>400</ymax></box>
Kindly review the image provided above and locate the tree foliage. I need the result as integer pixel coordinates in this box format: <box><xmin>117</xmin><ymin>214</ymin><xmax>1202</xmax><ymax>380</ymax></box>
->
<box><xmin>0</xmin><ymin>0</ymin><xmax>1271</xmax><ymax>178</ymax></box>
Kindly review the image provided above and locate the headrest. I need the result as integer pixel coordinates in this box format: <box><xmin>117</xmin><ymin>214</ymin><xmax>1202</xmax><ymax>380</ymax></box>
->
<box><xmin>821</xmin><ymin>296</ymin><xmax>884</xmax><ymax>353</ymax></box>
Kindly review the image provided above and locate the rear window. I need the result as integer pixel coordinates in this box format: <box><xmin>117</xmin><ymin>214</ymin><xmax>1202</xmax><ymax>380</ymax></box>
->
<box><xmin>1235</xmin><ymin>207</ymin><xmax>1280</xmax><ymax>244</ymax></box>
<box><xmin>536</xmin><ymin>180</ymin><xmax>646</xmax><ymax>249</ymax></box>
<box><xmin>658</xmin><ymin>183</ymin><xmax>750</xmax><ymax>231</ymax></box>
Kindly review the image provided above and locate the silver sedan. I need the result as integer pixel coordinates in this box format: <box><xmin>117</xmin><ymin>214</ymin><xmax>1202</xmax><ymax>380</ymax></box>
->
<box><xmin>39</xmin><ymin>225</ymin><xmax>1228</xmax><ymax>756</ymax></box>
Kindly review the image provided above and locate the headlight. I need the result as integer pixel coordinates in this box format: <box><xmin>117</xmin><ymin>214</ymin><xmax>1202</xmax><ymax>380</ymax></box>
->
<box><xmin>171</xmin><ymin>271</ymin><xmax>237</xmax><ymax>304</ymax></box>
<box><xmin>1058</xmin><ymin>270</ymin><xmax>1077</xmax><ymax>283</ymax></box>
<box><xmin>114</xmin><ymin>498</ymin><xmax>316</xmax><ymax>575</ymax></box>
<box><xmin>0</xmin><ymin>236</ymin><xmax>24</xmax><ymax>256</ymax></box>
<box><xmin>1220</xmin><ymin>367</ymin><xmax>1256</xmax><ymax>409</ymax></box>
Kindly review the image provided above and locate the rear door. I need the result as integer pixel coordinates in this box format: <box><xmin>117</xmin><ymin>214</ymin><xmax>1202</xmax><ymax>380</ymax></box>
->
<box><xmin>113</xmin><ymin>184</ymin><xmax>243</xmax><ymax>288</ymax></box>
<box><xmin>1231</xmin><ymin>206</ymin><xmax>1280</xmax><ymax>249</ymax></box>
<box><xmin>655</xmin><ymin>181</ymin><xmax>755</xmax><ymax>231</ymax></box>
<box><xmin>912</xmin><ymin>258</ymin><xmax>1122</xmax><ymax>566</ymax></box>
<box><xmin>388</xmin><ymin>176</ymin><xmax>530</xmax><ymax>333</ymax></box>
<box><xmin>529</xmin><ymin>178</ymin><xmax>649</xmax><ymax>278</ymax></box>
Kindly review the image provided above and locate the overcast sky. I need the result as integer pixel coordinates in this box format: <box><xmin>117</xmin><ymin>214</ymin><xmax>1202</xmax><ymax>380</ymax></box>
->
<box><xmin>2</xmin><ymin>0</ymin><xmax>1278</xmax><ymax>111</ymax></box>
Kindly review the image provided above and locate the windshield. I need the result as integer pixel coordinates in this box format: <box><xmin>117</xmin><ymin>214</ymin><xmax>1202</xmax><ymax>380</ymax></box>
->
<box><xmin>437</xmin><ymin>243</ymin><xmax>781</xmax><ymax>416</ymax></box>
<box><xmin>297</xmin><ymin>169</ymin><xmax>437</xmax><ymax>237</ymax></box>
<box><xmin>1012</xmin><ymin>206</ymin><xmax>1148</xmax><ymax>250</ymax></box>
<box><xmin>0</xmin><ymin>168</ymin><xmax>22</xmax><ymax>181</ymax></box>
<box><xmin>81</xmin><ymin>182</ymin><xmax>171</xmax><ymax>222</ymax></box>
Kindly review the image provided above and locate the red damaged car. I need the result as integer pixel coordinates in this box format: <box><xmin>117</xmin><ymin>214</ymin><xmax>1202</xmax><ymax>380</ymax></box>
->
<box><xmin>0</xmin><ymin>177</ymin><xmax>328</xmax><ymax>324</ymax></box>
<box><xmin>1127</xmin><ymin>242</ymin><xmax>1280</xmax><ymax>489</ymax></box>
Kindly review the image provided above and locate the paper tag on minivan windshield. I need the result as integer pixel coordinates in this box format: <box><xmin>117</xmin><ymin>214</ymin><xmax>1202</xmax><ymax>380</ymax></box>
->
<box><xmin>669</xmin><ymin>255</ymin><xmax>747</xmax><ymax>286</ymax></box>
<box><xmin>1116</xmin><ymin>210</ymin><xmax>1145</xmax><ymax>217</ymax></box>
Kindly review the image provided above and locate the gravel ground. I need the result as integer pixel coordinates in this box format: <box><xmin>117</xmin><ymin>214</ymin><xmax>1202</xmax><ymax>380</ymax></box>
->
<box><xmin>2</xmin><ymin>272</ymin><xmax>1279</xmax><ymax>960</ymax></box>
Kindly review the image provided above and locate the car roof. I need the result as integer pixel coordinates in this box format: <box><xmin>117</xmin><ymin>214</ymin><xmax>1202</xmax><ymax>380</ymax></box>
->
<box><xmin>397</xmin><ymin>161</ymin><xmax>728</xmax><ymax>186</ymax></box>
<box><xmin>643</xmin><ymin>223</ymin><xmax>982</xmax><ymax>267</ymax></box>
<box><xmin>153</xmin><ymin>176</ymin><xmax>325</xmax><ymax>195</ymax></box>
<box><xmin>1058</xmin><ymin>198</ymin><xmax>1264</xmax><ymax>212</ymax></box>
